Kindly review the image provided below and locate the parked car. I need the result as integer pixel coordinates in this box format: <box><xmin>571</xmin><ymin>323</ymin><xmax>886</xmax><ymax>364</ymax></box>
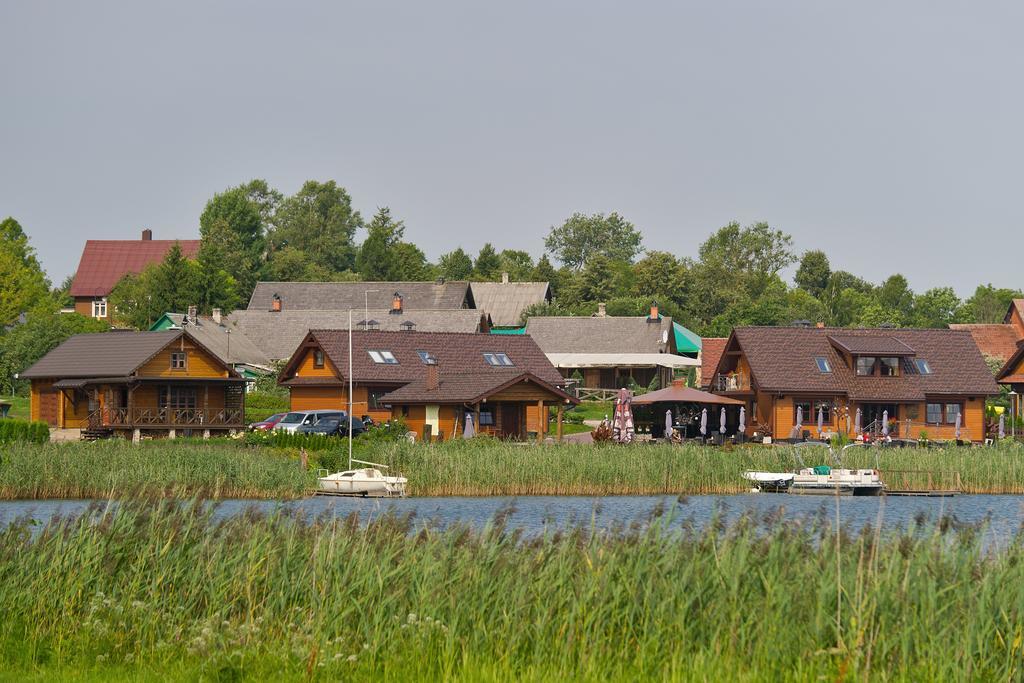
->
<box><xmin>296</xmin><ymin>416</ymin><xmax>367</xmax><ymax>438</ymax></box>
<box><xmin>274</xmin><ymin>410</ymin><xmax>347</xmax><ymax>433</ymax></box>
<box><xmin>249</xmin><ymin>413</ymin><xmax>287</xmax><ymax>431</ymax></box>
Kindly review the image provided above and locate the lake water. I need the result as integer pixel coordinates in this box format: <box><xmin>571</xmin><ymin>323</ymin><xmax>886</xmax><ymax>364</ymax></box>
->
<box><xmin>3</xmin><ymin>494</ymin><xmax>1024</xmax><ymax>542</ymax></box>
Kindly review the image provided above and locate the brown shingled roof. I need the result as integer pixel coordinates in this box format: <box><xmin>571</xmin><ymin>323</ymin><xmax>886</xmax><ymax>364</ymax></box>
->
<box><xmin>70</xmin><ymin>238</ymin><xmax>200</xmax><ymax>297</ymax></box>
<box><xmin>723</xmin><ymin>326</ymin><xmax>998</xmax><ymax>399</ymax></box>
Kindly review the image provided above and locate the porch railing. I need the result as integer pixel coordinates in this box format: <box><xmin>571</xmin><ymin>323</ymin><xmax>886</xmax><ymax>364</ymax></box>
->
<box><xmin>712</xmin><ymin>373</ymin><xmax>750</xmax><ymax>392</ymax></box>
<box><xmin>90</xmin><ymin>408</ymin><xmax>245</xmax><ymax>428</ymax></box>
<box><xmin>858</xmin><ymin>419</ymin><xmax>971</xmax><ymax>442</ymax></box>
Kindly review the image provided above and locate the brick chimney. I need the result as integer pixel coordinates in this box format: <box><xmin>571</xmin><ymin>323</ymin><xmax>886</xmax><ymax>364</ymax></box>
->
<box><xmin>271</xmin><ymin>294</ymin><xmax>282</xmax><ymax>312</ymax></box>
<box><xmin>501</xmin><ymin>272</ymin><xmax>509</xmax><ymax>284</ymax></box>
<box><xmin>816</xmin><ymin>322</ymin><xmax>826</xmax><ymax>329</ymax></box>
<box><xmin>212</xmin><ymin>308</ymin><xmax>222</xmax><ymax>325</ymax></box>
<box><xmin>597</xmin><ymin>302</ymin><xmax>607</xmax><ymax>317</ymax></box>
<box><xmin>141</xmin><ymin>229</ymin><xmax>152</xmax><ymax>241</ymax></box>
<box><xmin>649</xmin><ymin>300</ymin><xmax>659</xmax><ymax>320</ymax></box>
<box><xmin>391</xmin><ymin>292</ymin><xmax>403</xmax><ymax>314</ymax></box>
<box><xmin>425</xmin><ymin>357</ymin><xmax>439</xmax><ymax>391</ymax></box>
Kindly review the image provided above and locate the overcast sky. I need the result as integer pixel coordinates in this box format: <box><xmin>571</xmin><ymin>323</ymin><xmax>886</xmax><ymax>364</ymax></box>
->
<box><xmin>2</xmin><ymin>1</ymin><xmax>1021</xmax><ymax>295</ymax></box>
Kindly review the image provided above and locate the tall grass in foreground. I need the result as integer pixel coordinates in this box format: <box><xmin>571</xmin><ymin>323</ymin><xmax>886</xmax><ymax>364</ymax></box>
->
<box><xmin>1</xmin><ymin>498</ymin><xmax>1023</xmax><ymax>681</ymax></box>
<box><xmin>0</xmin><ymin>440</ymin><xmax>311</xmax><ymax>500</ymax></box>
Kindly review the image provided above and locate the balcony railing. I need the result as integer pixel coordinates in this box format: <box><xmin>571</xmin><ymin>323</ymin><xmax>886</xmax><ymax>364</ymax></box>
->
<box><xmin>713</xmin><ymin>373</ymin><xmax>751</xmax><ymax>392</ymax></box>
<box><xmin>90</xmin><ymin>408</ymin><xmax>245</xmax><ymax>429</ymax></box>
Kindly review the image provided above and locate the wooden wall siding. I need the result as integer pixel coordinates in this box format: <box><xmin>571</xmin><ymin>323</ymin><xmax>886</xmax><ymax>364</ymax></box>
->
<box><xmin>488</xmin><ymin>383</ymin><xmax>563</xmax><ymax>403</ymax></box>
<box><xmin>62</xmin><ymin>390</ymin><xmax>91</xmax><ymax>428</ymax></box>
<box><xmin>138</xmin><ymin>339</ymin><xmax>228</xmax><ymax>378</ymax></box>
<box><xmin>1010</xmin><ymin>307</ymin><xmax>1024</xmax><ymax>337</ymax></box>
<box><xmin>73</xmin><ymin>298</ymin><xmax>109</xmax><ymax>320</ymax></box>
<box><xmin>394</xmin><ymin>404</ymin><xmax>459</xmax><ymax>441</ymax></box>
<box><xmin>294</xmin><ymin>347</ymin><xmax>338</xmax><ymax>378</ymax></box>
<box><xmin>290</xmin><ymin>386</ymin><xmax>345</xmax><ymax>411</ymax></box>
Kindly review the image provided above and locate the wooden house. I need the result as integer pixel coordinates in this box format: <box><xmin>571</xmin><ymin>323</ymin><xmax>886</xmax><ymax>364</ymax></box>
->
<box><xmin>278</xmin><ymin>330</ymin><xmax>577</xmax><ymax>441</ymax></box>
<box><xmin>710</xmin><ymin>326</ymin><xmax>998</xmax><ymax>442</ymax></box>
<box><xmin>950</xmin><ymin>299</ymin><xmax>1024</xmax><ymax>366</ymax></box>
<box><xmin>995</xmin><ymin>342</ymin><xmax>1024</xmax><ymax>422</ymax></box>
<box><xmin>21</xmin><ymin>330</ymin><xmax>246</xmax><ymax>438</ymax></box>
<box><xmin>69</xmin><ymin>230</ymin><xmax>200</xmax><ymax>321</ymax></box>
<box><xmin>523</xmin><ymin>304</ymin><xmax>699</xmax><ymax>394</ymax></box>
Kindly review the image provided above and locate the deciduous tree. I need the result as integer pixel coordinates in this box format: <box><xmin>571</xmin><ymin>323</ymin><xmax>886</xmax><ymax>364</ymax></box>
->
<box><xmin>544</xmin><ymin>212</ymin><xmax>643</xmax><ymax>270</ymax></box>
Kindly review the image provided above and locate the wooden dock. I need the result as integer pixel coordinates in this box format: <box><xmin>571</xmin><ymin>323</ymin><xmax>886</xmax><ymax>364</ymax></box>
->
<box><xmin>881</xmin><ymin>470</ymin><xmax>961</xmax><ymax>497</ymax></box>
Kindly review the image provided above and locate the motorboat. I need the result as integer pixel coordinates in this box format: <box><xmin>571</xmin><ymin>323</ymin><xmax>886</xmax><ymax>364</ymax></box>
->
<box><xmin>316</xmin><ymin>460</ymin><xmax>407</xmax><ymax>497</ymax></box>
<box><xmin>744</xmin><ymin>442</ymin><xmax>884</xmax><ymax>496</ymax></box>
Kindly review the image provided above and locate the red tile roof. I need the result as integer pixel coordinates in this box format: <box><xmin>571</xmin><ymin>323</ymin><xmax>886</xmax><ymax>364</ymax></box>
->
<box><xmin>70</xmin><ymin>238</ymin><xmax>200</xmax><ymax>297</ymax></box>
<box><xmin>948</xmin><ymin>324</ymin><xmax>1022</xmax><ymax>364</ymax></box>
<box><xmin>699</xmin><ymin>338</ymin><xmax>728</xmax><ymax>389</ymax></box>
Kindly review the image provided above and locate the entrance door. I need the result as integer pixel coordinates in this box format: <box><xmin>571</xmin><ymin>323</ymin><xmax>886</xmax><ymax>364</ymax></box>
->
<box><xmin>501</xmin><ymin>404</ymin><xmax>523</xmax><ymax>438</ymax></box>
<box><xmin>38</xmin><ymin>389</ymin><xmax>59</xmax><ymax>427</ymax></box>
<box><xmin>861</xmin><ymin>404</ymin><xmax>897</xmax><ymax>432</ymax></box>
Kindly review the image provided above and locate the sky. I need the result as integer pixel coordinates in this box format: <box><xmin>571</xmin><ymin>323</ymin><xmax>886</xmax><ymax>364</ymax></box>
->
<box><xmin>1</xmin><ymin>1</ymin><xmax>1022</xmax><ymax>295</ymax></box>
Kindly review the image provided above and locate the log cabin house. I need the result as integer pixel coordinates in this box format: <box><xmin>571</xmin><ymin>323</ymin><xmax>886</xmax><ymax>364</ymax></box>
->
<box><xmin>22</xmin><ymin>330</ymin><xmax>246</xmax><ymax>439</ymax></box>
<box><xmin>710</xmin><ymin>326</ymin><xmax>998</xmax><ymax>442</ymax></box>
<box><xmin>278</xmin><ymin>330</ymin><xmax>577</xmax><ymax>442</ymax></box>
<box><xmin>995</xmin><ymin>341</ymin><xmax>1024</xmax><ymax>422</ymax></box>
<box><xmin>69</xmin><ymin>230</ymin><xmax>200</xmax><ymax>321</ymax></box>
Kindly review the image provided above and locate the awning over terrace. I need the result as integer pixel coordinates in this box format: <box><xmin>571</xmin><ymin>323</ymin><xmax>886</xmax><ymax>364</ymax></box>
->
<box><xmin>545</xmin><ymin>353</ymin><xmax>699</xmax><ymax>370</ymax></box>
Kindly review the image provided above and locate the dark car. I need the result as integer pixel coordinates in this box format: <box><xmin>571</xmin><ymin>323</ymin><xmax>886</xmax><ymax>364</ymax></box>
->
<box><xmin>249</xmin><ymin>413</ymin><xmax>288</xmax><ymax>431</ymax></box>
<box><xmin>296</xmin><ymin>416</ymin><xmax>366</xmax><ymax>438</ymax></box>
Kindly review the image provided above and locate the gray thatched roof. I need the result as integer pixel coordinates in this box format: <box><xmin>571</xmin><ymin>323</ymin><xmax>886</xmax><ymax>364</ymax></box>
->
<box><xmin>247</xmin><ymin>281</ymin><xmax>473</xmax><ymax>311</ymax></box>
<box><xmin>470</xmin><ymin>281</ymin><xmax>550</xmax><ymax>327</ymax></box>
<box><xmin>225</xmin><ymin>309</ymin><xmax>490</xmax><ymax>361</ymax></box>
<box><xmin>523</xmin><ymin>316</ymin><xmax>676</xmax><ymax>354</ymax></box>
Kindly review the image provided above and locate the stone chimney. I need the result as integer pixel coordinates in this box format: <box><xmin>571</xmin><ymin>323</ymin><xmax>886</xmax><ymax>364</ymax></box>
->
<box><xmin>501</xmin><ymin>272</ymin><xmax>509</xmax><ymax>284</ymax></box>
<box><xmin>425</xmin><ymin>357</ymin><xmax>439</xmax><ymax>391</ymax></box>
<box><xmin>187</xmin><ymin>305</ymin><xmax>198</xmax><ymax>322</ymax></box>
<box><xmin>141</xmin><ymin>229</ymin><xmax>152</xmax><ymax>241</ymax></box>
<box><xmin>597</xmin><ymin>302</ymin><xmax>607</xmax><ymax>317</ymax></box>
<box><xmin>212</xmin><ymin>308</ymin><xmax>222</xmax><ymax>325</ymax></box>
<box><xmin>271</xmin><ymin>294</ymin><xmax>282</xmax><ymax>312</ymax></box>
<box><xmin>391</xmin><ymin>292</ymin><xmax>403</xmax><ymax>314</ymax></box>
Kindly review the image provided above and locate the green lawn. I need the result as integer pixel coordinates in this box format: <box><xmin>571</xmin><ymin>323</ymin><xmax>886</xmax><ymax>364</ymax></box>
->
<box><xmin>565</xmin><ymin>401</ymin><xmax>613</xmax><ymax>421</ymax></box>
<box><xmin>1</xmin><ymin>396</ymin><xmax>28</xmax><ymax>421</ymax></box>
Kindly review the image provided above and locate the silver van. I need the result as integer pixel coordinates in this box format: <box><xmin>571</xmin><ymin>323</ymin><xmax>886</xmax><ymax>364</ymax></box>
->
<box><xmin>274</xmin><ymin>410</ymin><xmax>347</xmax><ymax>433</ymax></box>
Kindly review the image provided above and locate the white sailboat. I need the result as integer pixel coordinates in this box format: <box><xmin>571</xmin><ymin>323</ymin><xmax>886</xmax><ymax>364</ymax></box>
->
<box><xmin>315</xmin><ymin>310</ymin><xmax>408</xmax><ymax>498</ymax></box>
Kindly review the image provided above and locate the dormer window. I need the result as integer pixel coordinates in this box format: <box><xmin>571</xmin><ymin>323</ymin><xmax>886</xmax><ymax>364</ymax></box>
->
<box><xmin>814</xmin><ymin>357</ymin><xmax>831</xmax><ymax>373</ymax></box>
<box><xmin>855</xmin><ymin>357</ymin><xmax>875</xmax><ymax>376</ymax></box>
<box><xmin>484</xmin><ymin>352</ymin><xmax>514</xmax><ymax>367</ymax></box>
<box><xmin>879</xmin><ymin>357</ymin><xmax>900</xmax><ymax>376</ymax></box>
<box><xmin>368</xmin><ymin>350</ymin><xmax>398</xmax><ymax>364</ymax></box>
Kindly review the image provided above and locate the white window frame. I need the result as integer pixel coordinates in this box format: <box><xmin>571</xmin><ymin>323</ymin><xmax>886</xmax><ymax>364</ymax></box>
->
<box><xmin>484</xmin><ymin>352</ymin><xmax>514</xmax><ymax>367</ymax></box>
<box><xmin>814</xmin><ymin>357</ymin><xmax>831</xmax><ymax>373</ymax></box>
<box><xmin>368</xmin><ymin>350</ymin><xmax>398</xmax><ymax>364</ymax></box>
<box><xmin>170</xmin><ymin>351</ymin><xmax>187</xmax><ymax>370</ymax></box>
<box><xmin>92</xmin><ymin>298</ymin><xmax>108</xmax><ymax>318</ymax></box>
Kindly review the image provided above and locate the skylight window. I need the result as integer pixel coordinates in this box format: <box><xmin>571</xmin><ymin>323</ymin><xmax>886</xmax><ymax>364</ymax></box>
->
<box><xmin>368</xmin><ymin>350</ymin><xmax>398</xmax><ymax>364</ymax></box>
<box><xmin>915</xmin><ymin>359</ymin><xmax>932</xmax><ymax>375</ymax></box>
<box><xmin>416</xmin><ymin>350</ymin><xmax>435</xmax><ymax>364</ymax></box>
<box><xmin>484</xmin><ymin>352</ymin><xmax>514</xmax><ymax>367</ymax></box>
<box><xmin>814</xmin><ymin>357</ymin><xmax>831</xmax><ymax>373</ymax></box>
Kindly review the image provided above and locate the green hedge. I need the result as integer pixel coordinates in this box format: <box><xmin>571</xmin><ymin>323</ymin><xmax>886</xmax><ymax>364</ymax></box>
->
<box><xmin>0</xmin><ymin>420</ymin><xmax>49</xmax><ymax>445</ymax></box>
<box><xmin>243</xmin><ymin>430</ymin><xmax>339</xmax><ymax>451</ymax></box>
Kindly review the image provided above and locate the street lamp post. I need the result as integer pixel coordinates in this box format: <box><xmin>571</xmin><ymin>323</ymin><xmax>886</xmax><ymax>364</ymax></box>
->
<box><xmin>1011</xmin><ymin>391</ymin><xmax>1018</xmax><ymax>440</ymax></box>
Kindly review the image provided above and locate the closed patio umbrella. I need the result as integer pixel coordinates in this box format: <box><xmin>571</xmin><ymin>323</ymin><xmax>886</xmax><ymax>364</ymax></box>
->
<box><xmin>463</xmin><ymin>412</ymin><xmax>475</xmax><ymax>438</ymax></box>
<box><xmin>738</xmin><ymin>407</ymin><xmax>746</xmax><ymax>434</ymax></box>
<box><xmin>955</xmin><ymin>411</ymin><xmax>962</xmax><ymax>440</ymax></box>
<box><xmin>882</xmin><ymin>410</ymin><xmax>889</xmax><ymax>437</ymax></box>
<box><xmin>817</xmin><ymin>406</ymin><xmax>824</xmax><ymax>436</ymax></box>
<box><xmin>665</xmin><ymin>409</ymin><xmax>673</xmax><ymax>441</ymax></box>
<box><xmin>854</xmin><ymin>408</ymin><xmax>862</xmax><ymax>434</ymax></box>
<box><xmin>719</xmin><ymin>407</ymin><xmax>726</xmax><ymax>434</ymax></box>
<box><xmin>612</xmin><ymin>388</ymin><xmax>634</xmax><ymax>444</ymax></box>
<box><xmin>700</xmin><ymin>408</ymin><xmax>708</xmax><ymax>437</ymax></box>
<box><xmin>1000</xmin><ymin>413</ymin><xmax>1006</xmax><ymax>439</ymax></box>
<box><xmin>794</xmin><ymin>406</ymin><xmax>803</xmax><ymax>439</ymax></box>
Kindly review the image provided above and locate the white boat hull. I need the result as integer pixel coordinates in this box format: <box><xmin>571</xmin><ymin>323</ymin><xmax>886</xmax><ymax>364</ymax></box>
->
<box><xmin>744</xmin><ymin>469</ymin><xmax>884</xmax><ymax>496</ymax></box>
<box><xmin>316</xmin><ymin>468</ymin><xmax>408</xmax><ymax>497</ymax></box>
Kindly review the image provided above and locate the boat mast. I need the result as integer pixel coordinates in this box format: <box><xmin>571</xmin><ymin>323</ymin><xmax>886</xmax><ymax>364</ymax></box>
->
<box><xmin>348</xmin><ymin>308</ymin><xmax>353</xmax><ymax>471</ymax></box>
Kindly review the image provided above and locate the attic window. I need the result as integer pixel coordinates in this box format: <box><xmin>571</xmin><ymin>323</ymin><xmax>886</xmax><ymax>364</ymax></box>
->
<box><xmin>368</xmin><ymin>350</ymin><xmax>398</xmax><ymax>364</ymax></box>
<box><xmin>313</xmin><ymin>349</ymin><xmax>325</xmax><ymax>368</ymax></box>
<box><xmin>416</xmin><ymin>350</ymin><xmax>435</xmax><ymax>364</ymax></box>
<box><xmin>814</xmin><ymin>357</ymin><xmax>831</xmax><ymax>373</ymax></box>
<box><xmin>484</xmin><ymin>352</ymin><xmax>514</xmax><ymax>367</ymax></box>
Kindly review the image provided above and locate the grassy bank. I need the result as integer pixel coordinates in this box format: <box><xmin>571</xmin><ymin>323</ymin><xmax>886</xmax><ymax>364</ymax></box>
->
<box><xmin>5</xmin><ymin>438</ymin><xmax>1024</xmax><ymax>499</ymax></box>
<box><xmin>0</xmin><ymin>440</ymin><xmax>311</xmax><ymax>500</ymax></box>
<box><xmin>1</xmin><ymin>498</ymin><xmax>1022</xmax><ymax>680</ymax></box>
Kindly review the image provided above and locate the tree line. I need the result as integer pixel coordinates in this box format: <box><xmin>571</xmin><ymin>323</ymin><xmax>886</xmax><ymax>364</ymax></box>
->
<box><xmin>1</xmin><ymin>178</ymin><xmax>1021</xmax><ymax>390</ymax></box>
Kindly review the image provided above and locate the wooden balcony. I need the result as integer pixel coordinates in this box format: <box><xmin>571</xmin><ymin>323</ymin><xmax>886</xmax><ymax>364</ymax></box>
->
<box><xmin>89</xmin><ymin>408</ymin><xmax>245</xmax><ymax>430</ymax></box>
<box><xmin>712</xmin><ymin>373</ymin><xmax>751</xmax><ymax>392</ymax></box>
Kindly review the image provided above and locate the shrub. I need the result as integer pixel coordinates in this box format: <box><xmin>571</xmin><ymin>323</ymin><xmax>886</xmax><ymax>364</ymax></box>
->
<box><xmin>0</xmin><ymin>419</ymin><xmax>49</xmax><ymax>445</ymax></box>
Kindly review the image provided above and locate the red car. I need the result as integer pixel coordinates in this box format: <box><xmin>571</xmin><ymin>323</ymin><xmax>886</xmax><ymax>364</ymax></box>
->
<box><xmin>249</xmin><ymin>413</ymin><xmax>287</xmax><ymax>431</ymax></box>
